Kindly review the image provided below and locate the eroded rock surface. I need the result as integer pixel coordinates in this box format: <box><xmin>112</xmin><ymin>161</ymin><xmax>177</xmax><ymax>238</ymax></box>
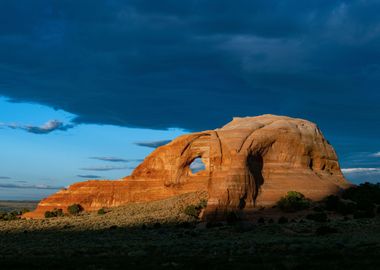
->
<box><xmin>25</xmin><ymin>115</ymin><xmax>350</xmax><ymax>219</ymax></box>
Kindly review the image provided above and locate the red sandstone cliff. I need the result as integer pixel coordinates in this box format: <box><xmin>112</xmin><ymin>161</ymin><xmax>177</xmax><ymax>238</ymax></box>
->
<box><xmin>25</xmin><ymin>115</ymin><xmax>351</xmax><ymax>219</ymax></box>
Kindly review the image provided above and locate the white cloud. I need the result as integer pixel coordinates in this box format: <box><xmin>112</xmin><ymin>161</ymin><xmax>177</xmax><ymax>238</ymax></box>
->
<box><xmin>372</xmin><ymin>152</ymin><xmax>380</xmax><ymax>157</ymax></box>
<box><xmin>341</xmin><ymin>168</ymin><xmax>380</xmax><ymax>173</ymax></box>
<box><xmin>0</xmin><ymin>120</ymin><xmax>74</xmax><ymax>134</ymax></box>
<box><xmin>0</xmin><ymin>183</ymin><xmax>64</xmax><ymax>190</ymax></box>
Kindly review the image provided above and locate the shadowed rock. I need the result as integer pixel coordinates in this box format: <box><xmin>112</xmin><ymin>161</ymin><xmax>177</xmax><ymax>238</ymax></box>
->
<box><xmin>25</xmin><ymin>115</ymin><xmax>350</xmax><ymax>219</ymax></box>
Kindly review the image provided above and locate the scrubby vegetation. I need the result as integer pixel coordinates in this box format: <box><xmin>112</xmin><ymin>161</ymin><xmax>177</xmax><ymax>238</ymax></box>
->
<box><xmin>67</xmin><ymin>204</ymin><xmax>83</xmax><ymax>215</ymax></box>
<box><xmin>97</xmin><ymin>208</ymin><xmax>106</xmax><ymax>215</ymax></box>
<box><xmin>0</xmin><ymin>210</ymin><xmax>20</xmax><ymax>221</ymax></box>
<box><xmin>0</xmin><ymin>191</ymin><xmax>380</xmax><ymax>269</ymax></box>
<box><xmin>183</xmin><ymin>199</ymin><xmax>208</xmax><ymax>218</ymax></box>
<box><xmin>277</xmin><ymin>191</ymin><xmax>311</xmax><ymax>212</ymax></box>
<box><xmin>306</xmin><ymin>212</ymin><xmax>328</xmax><ymax>222</ymax></box>
<box><xmin>318</xmin><ymin>183</ymin><xmax>380</xmax><ymax>219</ymax></box>
<box><xmin>44</xmin><ymin>208</ymin><xmax>64</xmax><ymax>218</ymax></box>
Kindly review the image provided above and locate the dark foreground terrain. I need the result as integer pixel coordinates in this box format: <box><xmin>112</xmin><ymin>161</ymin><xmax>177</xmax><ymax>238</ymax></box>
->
<box><xmin>0</xmin><ymin>191</ymin><xmax>380</xmax><ymax>270</ymax></box>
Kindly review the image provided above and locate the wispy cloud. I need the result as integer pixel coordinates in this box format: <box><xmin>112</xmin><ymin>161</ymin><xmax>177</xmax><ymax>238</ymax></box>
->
<box><xmin>77</xmin><ymin>174</ymin><xmax>102</xmax><ymax>179</ymax></box>
<box><xmin>80</xmin><ymin>165</ymin><xmax>133</xmax><ymax>171</ymax></box>
<box><xmin>0</xmin><ymin>176</ymin><xmax>11</xmax><ymax>180</ymax></box>
<box><xmin>372</xmin><ymin>152</ymin><xmax>380</xmax><ymax>157</ymax></box>
<box><xmin>0</xmin><ymin>183</ymin><xmax>64</xmax><ymax>190</ymax></box>
<box><xmin>89</xmin><ymin>157</ymin><xmax>142</xmax><ymax>163</ymax></box>
<box><xmin>341</xmin><ymin>168</ymin><xmax>380</xmax><ymax>173</ymax></box>
<box><xmin>1</xmin><ymin>120</ymin><xmax>74</xmax><ymax>134</ymax></box>
<box><xmin>134</xmin><ymin>140</ymin><xmax>171</xmax><ymax>148</ymax></box>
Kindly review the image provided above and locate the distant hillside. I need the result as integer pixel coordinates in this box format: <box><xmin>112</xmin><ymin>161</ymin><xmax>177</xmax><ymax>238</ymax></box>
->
<box><xmin>0</xmin><ymin>200</ymin><xmax>38</xmax><ymax>212</ymax></box>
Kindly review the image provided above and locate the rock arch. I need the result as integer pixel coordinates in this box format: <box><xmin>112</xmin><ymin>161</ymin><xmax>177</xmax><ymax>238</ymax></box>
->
<box><xmin>25</xmin><ymin>115</ymin><xmax>351</xmax><ymax>219</ymax></box>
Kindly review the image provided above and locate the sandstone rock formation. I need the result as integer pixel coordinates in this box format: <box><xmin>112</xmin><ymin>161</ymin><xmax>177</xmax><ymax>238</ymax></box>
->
<box><xmin>25</xmin><ymin>115</ymin><xmax>351</xmax><ymax>219</ymax></box>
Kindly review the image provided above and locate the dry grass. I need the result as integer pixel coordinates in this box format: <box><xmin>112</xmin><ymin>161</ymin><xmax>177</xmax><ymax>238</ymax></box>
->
<box><xmin>0</xmin><ymin>191</ymin><xmax>207</xmax><ymax>232</ymax></box>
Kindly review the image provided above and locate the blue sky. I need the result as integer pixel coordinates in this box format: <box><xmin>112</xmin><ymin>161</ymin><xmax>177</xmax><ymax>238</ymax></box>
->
<box><xmin>0</xmin><ymin>97</ymin><xmax>185</xmax><ymax>199</ymax></box>
<box><xmin>0</xmin><ymin>1</ymin><xmax>380</xmax><ymax>199</ymax></box>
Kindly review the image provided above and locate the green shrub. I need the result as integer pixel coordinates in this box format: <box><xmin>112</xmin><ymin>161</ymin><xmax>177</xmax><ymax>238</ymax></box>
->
<box><xmin>183</xmin><ymin>199</ymin><xmax>208</xmax><ymax>218</ymax></box>
<box><xmin>342</xmin><ymin>182</ymin><xmax>380</xmax><ymax>212</ymax></box>
<box><xmin>278</xmin><ymin>216</ymin><xmax>288</xmax><ymax>224</ymax></box>
<box><xmin>198</xmin><ymin>199</ymin><xmax>208</xmax><ymax>209</ymax></box>
<box><xmin>324</xmin><ymin>195</ymin><xmax>340</xmax><ymax>211</ymax></box>
<box><xmin>44</xmin><ymin>208</ymin><xmax>64</xmax><ymax>218</ymax></box>
<box><xmin>277</xmin><ymin>191</ymin><xmax>311</xmax><ymax>212</ymax></box>
<box><xmin>322</xmin><ymin>195</ymin><xmax>357</xmax><ymax>215</ymax></box>
<box><xmin>97</xmin><ymin>208</ymin><xmax>106</xmax><ymax>215</ymax></box>
<box><xmin>226</xmin><ymin>211</ymin><xmax>239</xmax><ymax>224</ymax></box>
<box><xmin>306</xmin><ymin>212</ymin><xmax>328</xmax><ymax>222</ymax></box>
<box><xmin>184</xmin><ymin>205</ymin><xmax>200</xmax><ymax>218</ymax></box>
<box><xmin>353</xmin><ymin>209</ymin><xmax>375</xmax><ymax>219</ymax></box>
<box><xmin>316</xmin><ymin>226</ymin><xmax>338</xmax><ymax>236</ymax></box>
<box><xmin>257</xmin><ymin>217</ymin><xmax>265</xmax><ymax>224</ymax></box>
<box><xmin>21</xmin><ymin>208</ymin><xmax>30</xmax><ymax>214</ymax></box>
<box><xmin>0</xmin><ymin>211</ymin><xmax>20</xmax><ymax>221</ymax></box>
<box><xmin>337</xmin><ymin>199</ymin><xmax>357</xmax><ymax>215</ymax></box>
<box><xmin>67</xmin><ymin>204</ymin><xmax>83</xmax><ymax>215</ymax></box>
<box><xmin>44</xmin><ymin>211</ymin><xmax>54</xmax><ymax>218</ymax></box>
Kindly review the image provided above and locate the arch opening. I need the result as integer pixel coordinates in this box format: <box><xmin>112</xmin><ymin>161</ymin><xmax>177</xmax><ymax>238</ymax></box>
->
<box><xmin>189</xmin><ymin>157</ymin><xmax>206</xmax><ymax>174</ymax></box>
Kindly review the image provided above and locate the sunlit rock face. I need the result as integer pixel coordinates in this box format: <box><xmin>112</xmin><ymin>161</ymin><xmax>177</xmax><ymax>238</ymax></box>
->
<box><xmin>25</xmin><ymin>115</ymin><xmax>350</xmax><ymax>219</ymax></box>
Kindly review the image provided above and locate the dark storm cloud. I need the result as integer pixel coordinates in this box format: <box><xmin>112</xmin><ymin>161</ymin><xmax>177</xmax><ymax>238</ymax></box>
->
<box><xmin>77</xmin><ymin>175</ymin><xmax>102</xmax><ymax>179</ymax></box>
<box><xmin>0</xmin><ymin>0</ymin><xmax>379</xmax><ymax>165</ymax></box>
<box><xmin>80</xmin><ymin>165</ymin><xmax>133</xmax><ymax>171</ymax></box>
<box><xmin>134</xmin><ymin>140</ymin><xmax>171</xmax><ymax>148</ymax></box>
<box><xmin>89</xmin><ymin>157</ymin><xmax>141</xmax><ymax>163</ymax></box>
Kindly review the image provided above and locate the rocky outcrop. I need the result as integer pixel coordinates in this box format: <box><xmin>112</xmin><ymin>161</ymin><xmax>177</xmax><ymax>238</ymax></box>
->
<box><xmin>25</xmin><ymin>115</ymin><xmax>351</xmax><ymax>219</ymax></box>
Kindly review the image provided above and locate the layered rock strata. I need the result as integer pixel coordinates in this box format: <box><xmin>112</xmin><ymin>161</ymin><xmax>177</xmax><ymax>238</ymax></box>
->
<box><xmin>25</xmin><ymin>115</ymin><xmax>350</xmax><ymax>219</ymax></box>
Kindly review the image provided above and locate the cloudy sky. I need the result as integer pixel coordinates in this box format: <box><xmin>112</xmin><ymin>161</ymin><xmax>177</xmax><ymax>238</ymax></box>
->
<box><xmin>0</xmin><ymin>0</ymin><xmax>379</xmax><ymax>199</ymax></box>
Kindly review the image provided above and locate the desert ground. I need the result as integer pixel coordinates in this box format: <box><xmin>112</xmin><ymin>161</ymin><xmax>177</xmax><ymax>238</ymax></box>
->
<box><xmin>0</xmin><ymin>191</ymin><xmax>380</xmax><ymax>270</ymax></box>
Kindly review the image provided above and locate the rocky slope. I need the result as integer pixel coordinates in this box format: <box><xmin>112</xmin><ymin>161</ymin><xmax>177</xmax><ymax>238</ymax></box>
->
<box><xmin>25</xmin><ymin>114</ymin><xmax>350</xmax><ymax>219</ymax></box>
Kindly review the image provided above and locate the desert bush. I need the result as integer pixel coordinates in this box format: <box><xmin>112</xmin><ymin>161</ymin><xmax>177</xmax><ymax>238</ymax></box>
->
<box><xmin>183</xmin><ymin>199</ymin><xmax>208</xmax><ymax>218</ymax></box>
<box><xmin>277</xmin><ymin>191</ymin><xmax>311</xmax><ymax>212</ymax></box>
<box><xmin>44</xmin><ymin>208</ymin><xmax>64</xmax><ymax>218</ymax></box>
<box><xmin>353</xmin><ymin>209</ymin><xmax>375</xmax><ymax>219</ymax></box>
<box><xmin>184</xmin><ymin>205</ymin><xmax>200</xmax><ymax>218</ymax></box>
<box><xmin>316</xmin><ymin>226</ymin><xmax>338</xmax><ymax>236</ymax></box>
<box><xmin>198</xmin><ymin>199</ymin><xmax>208</xmax><ymax>209</ymax></box>
<box><xmin>306</xmin><ymin>212</ymin><xmax>328</xmax><ymax>222</ymax></box>
<box><xmin>21</xmin><ymin>208</ymin><xmax>30</xmax><ymax>214</ymax></box>
<box><xmin>67</xmin><ymin>204</ymin><xmax>83</xmax><ymax>215</ymax></box>
<box><xmin>278</xmin><ymin>216</ymin><xmax>288</xmax><ymax>224</ymax></box>
<box><xmin>257</xmin><ymin>217</ymin><xmax>265</xmax><ymax>224</ymax></box>
<box><xmin>322</xmin><ymin>195</ymin><xmax>357</xmax><ymax>215</ymax></box>
<box><xmin>343</xmin><ymin>182</ymin><xmax>380</xmax><ymax>211</ymax></box>
<box><xmin>226</xmin><ymin>211</ymin><xmax>239</xmax><ymax>224</ymax></box>
<box><xmin>324</xmin><ymin>195</ymin><xmax>340</xmax><ymax>211</ymax></box>
<box><xmin>44</xmin><ymin>211</ymin><xmax>54</xmax><ymax>218</ymax></box>
<box><xmin>0</xmin><ymin>211</ymin><xmax>19</xmax><ymax>221</ymax></box>
<box><xmin>97</xmin><ymin>208</ymin><xmax>106</xmax><ymax>215</ymax></box>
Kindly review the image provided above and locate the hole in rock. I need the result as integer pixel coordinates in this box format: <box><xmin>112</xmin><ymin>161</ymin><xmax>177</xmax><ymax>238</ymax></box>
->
<box><xmin>189</xmin><ymin>157</ymin><xmax>206</xmax><ymax>174</ymax></box>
